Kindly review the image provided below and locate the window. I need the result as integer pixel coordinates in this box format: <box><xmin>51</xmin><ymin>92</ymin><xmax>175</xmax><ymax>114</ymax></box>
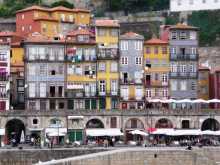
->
<box><xmin>58</xmin><ymin>65</ymin><xmax>63</xmax><ymax>74</ymax></box>
<box><xmin>146</xmin><ymin>47</ymin><xmax>151</xmax><ymax>54</ymax></box>
<box><xmin>111</xmin><ymin>80</ymin><xmax>118</xmax><ymax>95</ymax></box>
<box><xmin>191</xmin><ymin>82</ymin><xmax>196</xmax><ymax>90</ymax></box>
<box><xmin>39</xmin><ymin>65</ymin><xmax>46</xmax><ymax>75</ymax></box>
<box><xmin>39</xmin><ymin>83</ymin><xmax>46</xmax><ymax>97</ymax></box>
<box><xmin>162</xmin><ymin>74</ymin><xmax>168</xmax><ymax>82</ymax></box>
<box><xmin>171</xmin><ymin>64</ymin><xmax>177</xmax><ymax>72</ymax></box>
<box><xmin>69</xmin><ymin>15</ymin><xmax>73</xmax><ymax>22</ymax></box>
<box><xmin>180</xmin><ymin>65</ymin><xmax>187</xmax><ymax>73</ymax></box>
<box><xmin>58</xmin><ymin>102</ymin><xmax>64</xmax><ymax>109</ymax></box>
<box><xmin>146</xmin><ymin>89</ymin><xmax>151</xmax><ymax>98</ymax></box>
<box><xmin>42</xmin><ymin>24</ymin><xmax>47</xmax><ymax>33</ymax></box>
<box><xmin>111</xmin><ymin>62</ymin><xmax>118</xmax><ymax>72</ymax></box>
<box><xmin>180</xmin><ymin>81</ymin><xmax>187</xmax><ymax>91</ymax></box>
<box><xmin>134</xmin><ymin>41</ymin><xmax>142</xmax><ymax>50</ymax></box>
<box><xmin>154</xmin><ymin>47</ymin><xmax>159</xmax><ymax>54</ymax></box>
<box><xmin>50</xmin><ymin>86</ymin><xmax>55</xmax><ymax>97</ymax></box>
<box><xmin>110</xmin><ymin>117</ymin><xmax>117</xmax><ymax>128</ymax></box>
<box><xmin>33</xmin><ymin>118</ymin><xmax>38</xmax><ymax>125</ymax></box>
<box><xmin>135</xmin><ymin>87</ymin><xmax>143</xmax><ymax>100</ymax></box>
<box><xmin>29</xmin><ymin>83</ymin><xmax>36</xmax><ymax>97</ymax></box>
<box><xmin>180</xmin><ymin>31</ymin><xmax>187</xmax><ymax>40</ymax></box>
<box><xmin>98</xmin><ymin>62</ymin><xmax>106</xmax><ymax>72</ymax></box>
<box><xmin>51</xmin><ymin>70</ymin><xmax>56</xmax><ymax>75</ymax></box>
<box><xmin>99</xmin><ymin>80</ymin><xmax>106</xmax><ymax>93</ymax></box>
<box><xmin>121</xmin><ymin>57</ymin><xmax>128</xmax><ymax>65</ymax></box>
<box><xmin>155</xmin><ymin>73</ymin><xmax>159</xmax><ymax>81</ymax></box>
<box><xmin>61</xmin><ymin>14</ymin><xmax>65</xmax><ymax>21</ymax></box>
<box><xmin>171</xmin><ymin>80</ymin><xmax>177</xmax><ymax>91</ymax></box>
<box><xmin>191</xmin><ymin>47</ymin><xmax>197</xmax><ymax>54</ymax></box>
<box><xmin>29</xmin><ymin>101</ymin><xmax>36</xmax><ymax>110</ymax></box>
<box><xmin>120</xmin><ymin>41</ymin><xmax>128</xmax><ymax>50</ymax></box>
<box><xmin>111</xmin><ymin>29</ymin><xmax>118</xmax><ymax>36</ymax></box>
<box><xmin>171</xmin><ymin>31</ymin><xmax>177</xmax><ymax>39</ymax></box>
<box><xmin>162</xmin><ymin>89</ymin><xmax>168</xmax><ymax>97</ymax></box>
<box><xmin>98</xmin><ymin>29</ymin><xmax>105</xmax><ymax>36</ymax></box>
<box><xmin>50</xmin><ymin>100</ymin><xmax>56</xmax><ymax>109</ymax></box>
<box><xmin>40</xmin><ymin>100</ymin><xmax>46</xmax><ymax>110</ymax></box>
<box><xmin>135</xmin><ymin>57</ymin><xmax>142</xmax><ymax>65</ymax></box>
<box><xmin>29</xmin><ymin>47</ymin><xmax>36</xmax><ymax>60</ymax></box>
<box><xmin>121</xmin><ymin>87</ymin><xmax>129</xmax><ymax>100</ymax></box>
<box><xmin>39</xmin><ymin>47</ymin><xmax>46</xmax><ymax>59</ymax></box>
<box><xmin>190</xmin><ymin>31</ymin><xmax>196</xmax><ymax>40</ymax></box>
<box><xmin>21</xmin><ymin>14</ymin><xmax>24</xmax><ymax>19</ymax></box>
<box><xmin>162</xmin><ymin>47</ymin><xmax>167</xmax><ymax>54</ymax></box>
<box><xmin>22</xmin><ymin>26</ymin><xmax>25</xmax><ymax>31</ymax></box>
<box><xmin>29</xmin><ymin>25</ymin><xmax>32</xmax><ymax>31</ymax></box>
<box><xmin>171</xmin><ymin>47</ymin><xmax>176</xmax><ymax>54</ymax></box>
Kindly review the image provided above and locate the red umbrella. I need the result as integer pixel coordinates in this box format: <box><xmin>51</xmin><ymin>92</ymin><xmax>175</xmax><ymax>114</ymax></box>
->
<box><xmin>147</xmin><ymin>128</ymin><xmax>157</xmax><ymax>133</ymax></box>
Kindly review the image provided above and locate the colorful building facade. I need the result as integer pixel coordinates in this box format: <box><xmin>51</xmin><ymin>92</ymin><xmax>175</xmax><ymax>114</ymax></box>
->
<box><xmin>66</xmin><ymin>28</ymin><xmax>97</xmax><ymax>111</ymax></box>
<box><xmin>95</xmin><ymin>20</ymin><xmax>120</xmax><ymax>110</ymax></box>
<box><xmin>0</xmin><ymin>43</ymin><xmax>10</xmax><ymax>111</ymax></box>
<box><xmin>24</xmin><ymin>33</ymin><xmax>66</xmax><ymax>111</ymax></box>
<box><xmin>119</xmin><ymin>32</ymin><xmax>144</xmax><ymax>110</ymax></box>
<box><xmin>198</xmin><ymin>66</ymin><xmax>210</xmax><ymax>100</ymax></box>
<box><xmin>169</xmin><ymin>23</ymin><xmax>199</xmax><ymax>109</ymax></box>
<box><xmin>144</xmin><ymin>38</ymin><xmax>169</xmax><ymax>104</ymax></box>
<box><xmin>16</xmin><ymin>6</ymin><xmax>90</xmax><ymax>37</ymax></box>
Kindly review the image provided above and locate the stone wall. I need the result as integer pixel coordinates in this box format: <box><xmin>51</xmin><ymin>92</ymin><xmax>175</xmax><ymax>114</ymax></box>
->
<box><xmin>0</xmin><ymin>148</ymin><xmax>107</xmax><ymax>164</ymax></box>
<box><xmin>37</xmin><ymin>148</ymin><xmax>220</xmax><ymax>165</ymax></box>
<box><xmin>199</xmin><ymin>47</ymin><xmax>220</xmax><ymax>71</ymax></box>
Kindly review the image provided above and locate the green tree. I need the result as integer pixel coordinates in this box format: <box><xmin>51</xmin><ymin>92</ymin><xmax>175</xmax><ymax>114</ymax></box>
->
<box><xmin>51</xmin><ymin>0</ymin><xmax>74</xmax><ymax>9</ymax></box>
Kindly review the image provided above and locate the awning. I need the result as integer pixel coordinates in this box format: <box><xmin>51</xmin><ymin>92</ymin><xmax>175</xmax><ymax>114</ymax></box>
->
<box><xmin>129</xmin><ymin>130</ymin><xmax>148</xmax><ymax>136</ymax></box>
<box><xmin>86</xmin><ymin>129</ymin><xmax>123</xmax><ymax>137</ymax></box>
<box><xmin>28</xmin><ymin>128</ymin><xmax>44</xmax><ymax>131</ymax></box>
<box><xmin>45</xmin><ymin>128</ymin><xmax>67</xmax><ymax>137</ymax></box>
<box><xmin>68</xmin><ymin>116</ymin><xmax>84</xmax><ymax>120</ymax></box>
<box><xmin>0</xmin><ymin>128</ymin><xmax>5</xmax><ymax>135</ymax></box>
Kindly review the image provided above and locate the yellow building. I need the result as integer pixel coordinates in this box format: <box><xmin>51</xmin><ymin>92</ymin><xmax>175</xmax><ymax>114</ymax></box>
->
<box><xmin>66</xmin><ymin>29</ymin><xmax>97</xmax><ymax>110</ymax></box>
<box><xmin>16</xmin><ymin>6</ymin><xmax>91</xmax><ymax>37</ymax></box>
<box><xmin>95</xmin><ymin>20</ymin><xmax>120</xmax><ymax>110</ymax></box>
<box><xmin>144</xmin><ymin>38</ymin><xmax>170</xmax><ymax>103</ymax></box>
<box><xmin>198</xmin><ymin>66</ymin><xmax>210</xmax><ymax>100</ymax></box>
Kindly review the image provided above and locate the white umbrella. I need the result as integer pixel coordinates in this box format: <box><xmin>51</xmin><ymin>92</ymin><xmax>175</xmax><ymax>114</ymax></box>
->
<box><xmin>148</xmin><ymin>99</ymin><xmax>161</xmax><ymax>103</ymax></box>
<box><xmin>192</xmin><ymin>99</ymin><xmax>209</xmax><ymax>103</ymax></box>
<box><xmin>202</xmin><ymin>130</ymin><xmax>215</xmax><ymax>135</ymax></box>
<box><xmin>208</xmin><ymin>99</ymin><xmax>220</xmax><ymax>103</ymax></box>
<box><xmin>20</xmin><ymin>130</ymin><xmax>25</xmax><ymax>143</ymax></box>
<box><xmin>129</xmin><ymin>130</ymin><xmax>148</xmax><ymax>136</ymax></box>
<box><xmin>161</xmin><ymin>99</ymin><xmax>177</xmax><ymax>103</ymax></box>
<box><xmin>175</xmin><ymin>99</ymin><xmax>192</xmax><ymax>103</ymax></box>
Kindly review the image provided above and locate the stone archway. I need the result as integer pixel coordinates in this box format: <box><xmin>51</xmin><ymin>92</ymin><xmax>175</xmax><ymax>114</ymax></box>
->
<box><xmin>5</xmin><ymin>119</ymin><xmax>25</xmax><ymax>143</ymax></box>
<box><xmin>201</xmin><ymin>118</ymin><xmax>220</xmax><ymax>131</ymax></box>
<box><xmin>155</xmin><ymin>118</ymin><xmax>173</xmax><ymax>128</ymax></box>
<box><xmin>86</xmin><ymin>119</ymin><xmax>104</xmax><ymax>129</ymax></box>
<box><xmin>125</xmin><ymin>118</ymin><xmax>145</xmax><ymax>142</ymax></box>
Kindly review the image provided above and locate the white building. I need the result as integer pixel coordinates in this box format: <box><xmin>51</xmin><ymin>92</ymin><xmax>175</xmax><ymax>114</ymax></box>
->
<box><xmin>0</xmin><ymin>43</ymin><xmax>10</xmax><ymax>111</ymax></box>
<box><xmin>170</xmin><ymin>0</ymin><xmax>220</xmax><ymax>12</ymax></box>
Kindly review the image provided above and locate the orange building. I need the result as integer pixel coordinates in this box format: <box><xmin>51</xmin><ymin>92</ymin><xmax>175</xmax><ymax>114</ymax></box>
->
<box><xmin>16</xmin><ymin>6</ymin><xmax>91</xmax><ymax>37</ymax></box>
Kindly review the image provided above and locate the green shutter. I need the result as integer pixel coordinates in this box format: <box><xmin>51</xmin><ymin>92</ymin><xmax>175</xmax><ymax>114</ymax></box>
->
<box><xmin>67</xmin><ymin>100</ymin><xmax>74</xmax><ymax>110</ymax></box>
<box><xmin>76</xmin><ymin>131</ymin><xmax>83</xmax><ymax>141</ymax></box>
<box><xmin>68</xmin><ymin>130</ymin><xmax>83</xmax><ymax>142</ymax></box>
<box><xmin>85</xmin><ymin>100</ymin><xmax>90</xmax><ymax>109</ymax></box>
<box><xmin>91</xmin><ymin>99</ymin><xmax>97</xmax><ymax>109</ymax></box>
<box><xmin>99</xmin><ymin>98</ymin><xmax>106</xmax><ymax>109</ymax></box>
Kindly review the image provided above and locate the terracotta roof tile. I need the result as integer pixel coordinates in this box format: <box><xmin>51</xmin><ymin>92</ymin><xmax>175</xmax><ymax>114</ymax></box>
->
<box><xmin>67</xmin><ymin>29</ymin><xmax>94</xmax><ymax>36</ymax></box>
<box><xmin>121</xmin><ymin>32</ymin><xmax>140</xmax><ymax>37</ymax></box>
<box><xmin>95</xmin><ymin>20</ymin><xmax>119</xmax><ymax>27</ymax></box>
<box><xmin>170</xmin><ymin>23</ymin><xmax>199</xmax><ymax>30</ymax></box>
<box><xmin>144</xmin><ymin>38</ymin><xmax>168</xmax><ymax>45</ymax></box>
<box><xmin>16</xmin><ymin>5</ymin><xmax>90</xmax><ymax>14</ymax></box>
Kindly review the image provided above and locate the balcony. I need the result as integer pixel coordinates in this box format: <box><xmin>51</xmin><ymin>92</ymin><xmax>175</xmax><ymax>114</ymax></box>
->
<box><xmin>170</xmin><ymin>54</ymin><xmax>198</xmax><ymax>61</ymax></box>
<box><xmin>98</xmin><ymin>90</ymin><xmax>119</xmax><ymax>96</ymax></box>
<box><xmin>0</xmin><ymin>93</ymin><xmax>8</xmax><ymax>98</ymax></box>
<box><xmin>66</xmin><ymin>54</ymin><xmax>97</xmax><ymax>63</ymax></box>
<box><xmin>170</xmin><ymin>72</ymin><xmax>197</xmax><ymax>78</ymax></box>
<box><xmin>120</xmin><ymin>79</ymin><xmax>143</xmax><ymax>85</ymax></box>
<box><xmin>97</xmin><ymin>48</ymin><xmax>118</xmax><ymax>60</ymax></box>
<box><xmin>0</xmin><ymin>75</ymin><xmax>8</xmax><ymax>81</ymax></box>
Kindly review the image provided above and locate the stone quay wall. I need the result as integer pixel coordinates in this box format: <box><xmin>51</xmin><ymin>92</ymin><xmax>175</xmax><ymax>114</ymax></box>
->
<box><xmin>37</xmin><ymin>148</ymin><xmax>220</xmax><ymax>165</ymax></box>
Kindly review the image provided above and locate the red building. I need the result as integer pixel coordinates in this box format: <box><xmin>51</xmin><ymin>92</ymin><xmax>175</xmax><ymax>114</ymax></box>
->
<box><xmin>210</xmin><ymin>69</ymin><xmax>220</xmax><ymax>108</ymax></box>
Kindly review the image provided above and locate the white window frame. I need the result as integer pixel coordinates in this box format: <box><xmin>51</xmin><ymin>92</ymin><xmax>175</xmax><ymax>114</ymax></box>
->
<box><xmin>110</xmin><ymin>62</ymin><xmax>118</xmax><ymax>72</ymax></box>
<box><xmin>121</xmin><ymin>57</ymin><xmax>128</xmax><ymax>65</ymax></box>
<box><xmin>39</xmin><ymin>83</ymin><xmax>46</xmax><ymax>97</ymax></box>
<box><xmin>120</xmin><ymin>41</ymin><xmax>128</xmax><ymax>51</ymax></box>
<box><xmin>135</xmin><ymin>57</ymin><xmax>142</xmax><ymax>65</ymax></box>
<box><xmin>29</xmin><ymin>83</ymin><xmax>36</xmax><ymax>98</ymax></box>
